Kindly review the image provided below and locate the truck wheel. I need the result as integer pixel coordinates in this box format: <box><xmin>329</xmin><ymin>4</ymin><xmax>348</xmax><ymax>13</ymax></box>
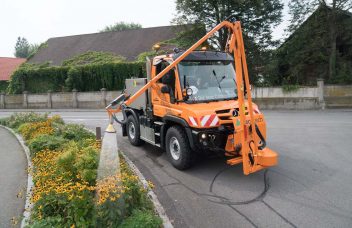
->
<box><xmin>165</xmin><ymin>126</ymin><xmax>194</xmax><ymax>170</ymax></box>
<box><xmin>126</xmin><ymin>115</ymin><xmax>144</xmax><ymax>146</ymax></box>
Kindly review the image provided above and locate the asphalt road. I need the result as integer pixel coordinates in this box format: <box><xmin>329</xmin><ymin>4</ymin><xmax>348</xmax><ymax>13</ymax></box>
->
<box><xmin>1</xmin><ymin>109</ymin><xmax>352</xmax><ymax>228</ymax></box>
<box><xmin>0</xmin><ymin>127</ymin><xmax>27</xmax><ymax>227</ymax></box>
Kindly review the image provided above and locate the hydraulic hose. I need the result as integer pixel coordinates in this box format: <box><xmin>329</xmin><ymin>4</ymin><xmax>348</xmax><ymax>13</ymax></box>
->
<box><xmin>113</xmin><ymin>104</ymin><xmax>128</xmax><ymax>125</ymax></box>
<box><xmin>255</xmin><ymin>124</ymin><xmax>266</xmax><ymax>150</ymax></box>
<box><xmin>249</xmin><ymin>124</ymin><xmax>266</xmax><ymax>150</ymax></box>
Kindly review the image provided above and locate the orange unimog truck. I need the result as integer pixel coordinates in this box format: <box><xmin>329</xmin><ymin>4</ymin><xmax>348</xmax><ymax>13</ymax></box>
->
<box><xmin>106</xmin><ymin>16</ymin><xmax>278</xmax><ymax>175</ymax></box>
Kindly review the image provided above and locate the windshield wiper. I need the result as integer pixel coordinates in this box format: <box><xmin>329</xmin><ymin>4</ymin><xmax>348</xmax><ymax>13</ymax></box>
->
<box><xmin>219</xmin><ymin>75</ymin><xmax>226</xmax><ymax>84</ymax></box>
<box><xmin>212</xmin><ymin>70</ymin><xmax>222</xmax><ymax>90</ymax></box>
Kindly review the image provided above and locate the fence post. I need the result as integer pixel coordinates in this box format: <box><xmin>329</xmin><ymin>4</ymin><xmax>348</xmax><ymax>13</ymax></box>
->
<box><xmin>317</xmin><ymin>78</ymin><xmax>325</xmax><ymax>109</ymax></box>
<box><xmin>0</xmin><ymin>92</ymin><xmax>5</xmax><ymax>109</ymax></box>
<box><xmin>47</xmin><ymin>90</ymin><xmax>52</xmax><ymax>109</ymax></box>
<box><xmin>23</xmin><ymin>91</ymin><xmax>28</xmax><ymax>108</ymax></box>
<box><xmin>101</xmin><ymin>88</ymin><xmax>107</xmax><ymax>108</ymax></box>
<box><xmin>72</xmin><ymin>89</ymin><xmax>78</xmax><ymax>108</ymax></box>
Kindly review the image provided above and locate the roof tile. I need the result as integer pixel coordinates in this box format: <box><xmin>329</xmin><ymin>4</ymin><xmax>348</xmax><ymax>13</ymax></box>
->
<box><xmin>0</xmin><ymin>57</ymin><xmax>26</xmax><ymax>81</ymax></box>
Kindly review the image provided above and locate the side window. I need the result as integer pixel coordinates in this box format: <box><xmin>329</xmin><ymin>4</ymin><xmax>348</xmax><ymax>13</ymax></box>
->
<box><xmin>156</xmin><ymin>61</ymin><xmax>169</xmax><ymax>83</ymax></box>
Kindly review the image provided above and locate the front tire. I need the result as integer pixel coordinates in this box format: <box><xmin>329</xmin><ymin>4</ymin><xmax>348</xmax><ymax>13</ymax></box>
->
<box><xmin>165</xmin><ymin>126</ymin><xmax>194</xmax><ymax>170</ymax></box>
<box><xmin>126</xmin><ymin>115</ymin><xmax>144</xmax><ymax>146</ymax></box>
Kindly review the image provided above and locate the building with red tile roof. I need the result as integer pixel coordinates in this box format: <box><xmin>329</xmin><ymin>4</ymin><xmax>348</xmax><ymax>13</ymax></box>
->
<box><xmin>0</xmin><ymin>57</ymin><xmax>26</xmax><ymax>81</ymax></box>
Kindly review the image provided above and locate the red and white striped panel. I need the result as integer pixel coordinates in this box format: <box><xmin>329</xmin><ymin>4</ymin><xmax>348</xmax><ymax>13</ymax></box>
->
<box><xmin>188</xmin><ymin>116</ymin><xmax>198</xmax><ymax>127</ymax></box>
<box><xmin>200</xmin><ymin>114</ymin><xmax>219</xmax><ymax>127</ymax></box>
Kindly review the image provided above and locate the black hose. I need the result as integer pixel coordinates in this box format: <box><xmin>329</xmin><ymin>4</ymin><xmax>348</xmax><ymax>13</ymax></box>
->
<box><xmin>113</xmin><ymin>104</ymin><xmax>128</xmax><ymax>125</ymax></box>
<box><xmin>249</xmin><ymin>124</ymin><xmax>266</xmax><ymax>150</ymax></box>
<box><xmin>255</xmin><ymin>124</ymin><xmax>266</xmax><ymax>150</ymax></box>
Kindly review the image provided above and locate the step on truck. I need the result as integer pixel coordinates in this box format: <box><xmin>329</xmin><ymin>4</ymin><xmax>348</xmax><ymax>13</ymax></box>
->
<box><xmin>106</xmin><ymin>16</ymin><xmax>278</xmax><ymax>175</ymax></box>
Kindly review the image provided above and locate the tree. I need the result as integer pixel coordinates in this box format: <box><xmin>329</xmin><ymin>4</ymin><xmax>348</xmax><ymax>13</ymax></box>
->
<box><xmin>173</xmin><ymin>0</ymin><xmax>283</xmax><ymax>84</ymax></box>
<box><xmin>174</xmin><ymin>0</ymin><xmax>283</xmax><ymax>49</ymax></box>
<box><xmin>14</xmin><ymin>37</ymin><xmax>30</xmax><ymax>58</ymax></box>
<box><xmin>100</xmin><ymin>21</ymin><xmax>142</xmax><ymax>32</ymax></box>
<box><xmin>288</xmin><ymin>0</ymin><xmax>352</xmax><ymax>80</ymax></box>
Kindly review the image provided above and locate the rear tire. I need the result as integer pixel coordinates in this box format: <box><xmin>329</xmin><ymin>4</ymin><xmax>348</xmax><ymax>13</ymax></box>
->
<box><xmin>165</xmin><ymin>125</ymin><xmax>194</xmax><ymax>170</ymax></box>
<box><xmin>126</xmin><ymin>115</ymin><xmax>144</xmax><ymax>146</ymax></box>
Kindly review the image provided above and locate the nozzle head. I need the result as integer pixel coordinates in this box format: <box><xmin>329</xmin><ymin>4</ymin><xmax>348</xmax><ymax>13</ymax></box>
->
<box><xmin>105</xmin><ymin>124</ymin><xmax>116</xmax><ymax>133</ymax></box>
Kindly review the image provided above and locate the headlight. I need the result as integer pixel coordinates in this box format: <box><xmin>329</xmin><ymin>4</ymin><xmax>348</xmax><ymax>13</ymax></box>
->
<box><xmin>201</xmin><ymin>133</ymin><xmax>207</xmax><ymax>139</ymax></box>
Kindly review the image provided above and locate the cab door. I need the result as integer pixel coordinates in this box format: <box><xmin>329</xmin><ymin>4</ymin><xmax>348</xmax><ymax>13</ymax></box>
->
<box><xmin>151</xmin><ymin>60</ymin><xmax>173</xmax><ymax>117</ymax></box>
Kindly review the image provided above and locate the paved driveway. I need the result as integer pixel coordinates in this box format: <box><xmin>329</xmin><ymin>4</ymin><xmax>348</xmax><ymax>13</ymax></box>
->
<box><xmin>1</xmin><ymin>110</ymin><xmax>352</xmax><ymax>228</ymax></box>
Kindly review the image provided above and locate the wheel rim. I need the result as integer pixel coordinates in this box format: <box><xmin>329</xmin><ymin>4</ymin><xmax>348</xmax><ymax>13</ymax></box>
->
<box><xmin>128</xmin><ymin>122</ymin><xmax>136</xmax><ymax>140</ymax></box>
<box><xmin>169</xmin><ymin>136</ymin><xmax>181</xmax><ymax>161</ymax></box>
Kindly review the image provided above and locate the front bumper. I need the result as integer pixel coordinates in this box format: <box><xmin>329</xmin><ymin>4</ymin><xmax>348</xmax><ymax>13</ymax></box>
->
<box><xmin>191</xmin><ymin>125</ymin><xmax>233</xmax><ymax>153</ymax></box>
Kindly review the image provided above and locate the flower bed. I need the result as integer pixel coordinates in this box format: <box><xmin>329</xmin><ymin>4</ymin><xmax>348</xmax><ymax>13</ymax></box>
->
<box><xmin>0</xmin><ymin>112</ymin><xmax>161</xmax><ymax>227</ymax></box>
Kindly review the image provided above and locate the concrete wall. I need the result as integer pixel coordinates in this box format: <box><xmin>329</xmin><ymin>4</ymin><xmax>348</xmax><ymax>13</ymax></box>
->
<box><xmin>0</xmin><ymin>89</ymin><xmax>122</xmax><ymax>109</ymax></box>
<box><xmin>252</xmin><ymin>86</ymin><xmax>321</xmax><ymax>110</ymax></box>
<box><xmin>0</xmin><ymin>81</ymin><xmax>351</xmax><ymax>109</ymax></box>
<box><xmin>253</xmin><ymin>87</ymin><xmax>318</xmax><ymax>98</ymax></box>
<box><xmin>324</xmin><ymin>85</ymin><xmax>352</xmax><ymax>108</ymax></box>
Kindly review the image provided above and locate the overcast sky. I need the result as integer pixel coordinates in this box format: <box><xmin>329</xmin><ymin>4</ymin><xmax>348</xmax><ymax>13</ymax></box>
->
<box><xmin>1</xmin><ymin>0</ymin><xmax>290</xmax><ymax>57</ymax></box>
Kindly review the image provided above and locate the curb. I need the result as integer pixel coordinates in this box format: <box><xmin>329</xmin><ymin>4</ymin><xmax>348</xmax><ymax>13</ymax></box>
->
<box><xmin>0</xmin><ymin>125</ymin><xmax>34</xmax><ymax>228</ymax></box>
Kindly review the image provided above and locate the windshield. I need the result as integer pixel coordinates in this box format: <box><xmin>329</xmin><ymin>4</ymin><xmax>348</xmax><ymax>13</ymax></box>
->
<box><xmin>178</xmin><ymin>60</ymin><xmax>237</xmax><ymax>103</ymax></box>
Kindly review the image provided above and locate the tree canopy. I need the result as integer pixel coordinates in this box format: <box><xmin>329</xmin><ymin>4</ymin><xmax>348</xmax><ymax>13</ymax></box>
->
<box><xmin>14</xmin><ymin>37</ymin><xmax>42</xmax><ymax>59</ymax></box>
<box><xmin>174</xmin><ymin>0</ymin><xmax>283</xmax><ymax>49</ymax></box>
<box><xmin>173</xmin><ymin>0</ymin><xmax>283</xmax><ymax>84</ymax></box>
<box><xmin>100</xmin><ymin>21</ymin><xmax>142</xmax><ymax>32</ymax></box>
<box><xmin>287</xmin><ymin>0</ymin><xmax>352</xmax><ymax>81</ymax></box>
<box><xmin>14</xmin><ymin>37</ymin><xmax>30</xmax><ymax>58</ymax></box>
<box><xmin>268</xmin><ymin>5</ymin><xmax>352</xmax><ymax>85</ymax></box>
<box><xmin>288</xmin><ymin>0</ymin><xmax>352</xmax><ymax>32</ymax></box>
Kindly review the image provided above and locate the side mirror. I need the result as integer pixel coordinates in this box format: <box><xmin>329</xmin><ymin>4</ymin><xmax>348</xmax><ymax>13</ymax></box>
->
<box><xmin>161</xmin><ymin>85</ymin><xmax>170</xmax><ymax>93</ymax></box>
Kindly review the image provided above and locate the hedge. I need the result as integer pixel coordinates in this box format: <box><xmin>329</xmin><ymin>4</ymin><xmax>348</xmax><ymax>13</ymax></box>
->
<box><xmin>65</xmin><ymin>62</ymin><xmax>145</xmax><ymax>92</ymax></box>
<box><xmin>0</xmin><ymin>81</ymin><xmax>9</xmax><ymax>92</ymax></box>
<box><xmin>8</xmin><ymin>62</ymin><xmax>146</xmax><ymax>94</ymax></box>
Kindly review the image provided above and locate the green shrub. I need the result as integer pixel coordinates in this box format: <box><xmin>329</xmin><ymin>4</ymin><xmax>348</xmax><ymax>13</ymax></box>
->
<box><xmin>282</xmin><ymin>84</ymin><xmax>300</xmax><ymax>93</ymax></box>
<box><xmin>28</xmin><ymin>216</ymin><xmax>63</xmax><ymax>227</ymax></box>
<box><xmin>57</xmin><ymin>143</ymin><xmax>78</xmax><ymax>175</ymax></box>
<box><xmin>75</xmin><ymin>147</ymin><xmax>99</xmax><ymax>185</ymax></box>
<box><xmin>0</xmin><ymin>81</ymin><xmax>8</xmax><ymax>92</ymax></box>
<box><xmin>56</xmin><ymin>124</ymin><xmax>95</xmax><ymax>141</ymax></box>
<box><xmin>31</xmin><ymin>185</ymin><xmax>96</xmax><ymax>227</ymax></box>
<box><xmin>119</xmin><ymin>210</ymin><xmax>162</xmax><ymax>228</ymax></box>
<box><xmin>50</xmin><ymin>114</ymin><xmax>65</xmax><ymax>125</ymax></box>
<box><xmin>62</xmin><ymin>51</ymin><xmax>126</xmax><ymax>66</ymax></box>
<box><xmin>0</xmin><ymin>117</ymin><xmax>9</xmax><ymax>126</ymax></box>
<box><xmin>3</xmin><ymin>112</ymin><xmax>48</xmax><ymax>129</ymax></box>
<box><xmin>28</xmin><ymin>134</ymin><xmax>67</xmax><ymax>155</ymax></box>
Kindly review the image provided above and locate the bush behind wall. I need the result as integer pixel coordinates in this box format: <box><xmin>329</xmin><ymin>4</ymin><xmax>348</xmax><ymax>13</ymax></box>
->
<box><xmin>8</xmin><ymin>62</ymin><xmax>145</xmax><ymax>94</ymax></box>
